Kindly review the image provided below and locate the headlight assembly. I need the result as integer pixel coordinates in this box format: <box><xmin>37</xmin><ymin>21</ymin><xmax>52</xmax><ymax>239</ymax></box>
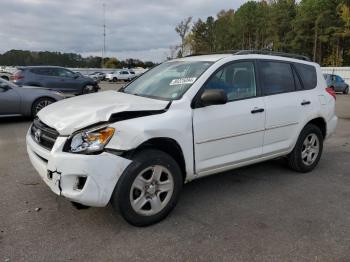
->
<box><xmin>68</xmin><ymin>126</ymin><xmax>115</xmax><ymax>154</ymax></box>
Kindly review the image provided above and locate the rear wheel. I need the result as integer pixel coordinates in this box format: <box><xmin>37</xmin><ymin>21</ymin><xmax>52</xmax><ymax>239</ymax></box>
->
<box><xmin>31</xmin><ymin>97</ymin><xmax>55</xmax><ymax>117</ymax></box>
<box><xmin>343</xmin><ymin>87</ymin><xmax>349</xmax><ymax>94</ymax></box>
<box><xmin>287</xmin><ymin>124</ymin><xmax>323</xmax><ymax>173</ymax></box>
<box><xmin>111</xmin><ymin>149</ymin><xmax>183</xmax><ymax>227</ymax></box>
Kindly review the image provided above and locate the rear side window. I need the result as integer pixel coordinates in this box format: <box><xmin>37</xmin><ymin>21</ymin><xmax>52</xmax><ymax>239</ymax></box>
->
<box><xmin>294</xmin><ymin>63</ymin><xmax>317</xmax><ymax>90</ymax></box>
<box><xmin>259</xmin><ymin>61</ymin><xmax>295</xmax><ymax>95</ymax></box>
<box><xmin>30</xmin><ymin>68</ymin><xmax>52</xmax><ymax>76</ymax></box>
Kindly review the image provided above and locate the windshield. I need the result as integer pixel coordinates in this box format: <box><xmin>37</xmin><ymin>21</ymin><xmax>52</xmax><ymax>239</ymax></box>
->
<box><xmin>121</xmin><ymin>61</ymin><xmax>213</xmax><ymax>100</ymax></box>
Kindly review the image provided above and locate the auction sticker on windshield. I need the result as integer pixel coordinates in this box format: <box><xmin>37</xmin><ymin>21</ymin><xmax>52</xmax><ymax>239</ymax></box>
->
<box><xmin>169</xmin><ymin>77</ymin><xmax>197</xmax><ymax>86</ymax></box>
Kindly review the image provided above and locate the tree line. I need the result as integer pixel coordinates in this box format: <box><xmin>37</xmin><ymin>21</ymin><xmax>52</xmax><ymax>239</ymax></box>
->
<box><xmin>175</xmin><ymin>0</ymin><xmax>350</xmax><ymax>66</ymax></box>
<box><xmin>0</xmin><ymin>50</ymin><xmax>155</xmax><ymax>68</ymax></box>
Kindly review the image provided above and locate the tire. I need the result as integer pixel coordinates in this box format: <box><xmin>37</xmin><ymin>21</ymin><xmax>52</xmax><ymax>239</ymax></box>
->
<box><xmin>31</xmin><ymin>97</ymin><xmax>55</xmax><ymax>117</ymax></box>
<box><xmin>1</xmin><ymin>76</ymin><xmax>9</xmax><ymax>81</ymax></box>
<box><xmin>343</xmin><ymin>87</ymin><xmax>349</xmax><ymax>94</ymax></box>
<box><xmin>81</xmin><ymin>84</ymin><xmax>97</xmax><ymax>94</ymax></box>
<box><xmin>287</xmin><ymin>124</ymin><xmax>323</xmax><ymax>173</ymax></box>
<box><xmin>113</xmin><ymin>77</ymin><xmax>118</xmax><ymax>82</ymax></box>
<box><xmin>111</xmin><ymin>149</ymin><xmax>183</xmax><ymax>227</ymax></box>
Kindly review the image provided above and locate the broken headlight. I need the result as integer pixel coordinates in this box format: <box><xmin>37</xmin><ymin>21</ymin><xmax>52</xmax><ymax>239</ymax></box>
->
<box><xmin>69</xmin><ymin>126</ymin><xmax>115</xmax><ymax>154</ymax></box>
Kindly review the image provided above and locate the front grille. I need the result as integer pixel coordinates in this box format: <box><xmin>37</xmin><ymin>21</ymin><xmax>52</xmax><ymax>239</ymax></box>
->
<box><xmin>30</xmin><ymin>118</ymin><xmax>59</xmax><ymax>150</ymax></box>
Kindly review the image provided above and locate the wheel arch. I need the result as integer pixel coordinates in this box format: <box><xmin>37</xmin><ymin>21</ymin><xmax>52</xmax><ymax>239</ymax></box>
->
<box><xmin>305</xmin><ymin>117</ymin><xmax>327</xmax><ymax>138</ymax></box>
<box><xmin>1</xmin><ymin>76</ymin><xmax>9</xmax><ymax>81</ymax></box>
<box><xmin>128</xmin><ymin>137</ymin><xmax>187</xmax><ymax>182</ymax></box>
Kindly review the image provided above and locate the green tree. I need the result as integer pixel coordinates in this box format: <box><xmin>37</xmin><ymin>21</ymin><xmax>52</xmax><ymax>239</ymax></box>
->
<box><xmin>104</xmin><ymin>57</ymin><xmax>120</xmax><ymax>68</ymax></box>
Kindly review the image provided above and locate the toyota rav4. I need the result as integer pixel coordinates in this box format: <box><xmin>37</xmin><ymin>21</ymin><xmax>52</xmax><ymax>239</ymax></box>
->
<box><xmin>26</xmin><ymin>51</ymin><xmax>337</xmax><ymax>226</ymax></box>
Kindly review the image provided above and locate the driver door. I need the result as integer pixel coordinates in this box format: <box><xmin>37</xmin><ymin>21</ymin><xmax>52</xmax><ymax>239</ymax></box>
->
<box><xmin>192</xmin><ymin>61</ymin><xmax>266</xmax><ymax>175</ymax></box>
<box><xmin>0</xmin><ymin>83</ymin><xmax>21</xmax><ymax>115</ymax></box>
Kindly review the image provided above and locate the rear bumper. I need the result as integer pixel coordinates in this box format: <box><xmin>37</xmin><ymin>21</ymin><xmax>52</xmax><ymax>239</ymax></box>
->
<box><xmin>26</xmin><ymin>130</ymin><xmax>131</xmax><ymax>207</ymax></box>
<box><xmin>326</xmin><ymin>115</ymin><xmax>338</xmax><ymax>139</ymax></box>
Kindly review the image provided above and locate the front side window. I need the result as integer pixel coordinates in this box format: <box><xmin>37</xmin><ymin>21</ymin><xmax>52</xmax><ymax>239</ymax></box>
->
<box><xmin>204</xmin><ymin>61</ymin><xmax>257</xmax><ymax>101</ymax></box>
<box><xmin>54</xmin><ymin>68</ymin><xmax>75</xmax><ymax>78</ymax></box>
<box><xmin>260</xmin><ymin>61</ymin><xmax>295</xmax><ymax>95</ymax></box>
<box><xmin>122</xmin><ymin>61</ymin><xmax>213</xmax><ymax>100</ymax></box>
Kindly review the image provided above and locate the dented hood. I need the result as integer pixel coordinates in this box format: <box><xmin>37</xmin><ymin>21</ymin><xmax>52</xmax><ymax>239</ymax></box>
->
<box><xmin>37</xmin><ymin>90</ymin><xmax>169</xmax><ymax>135</ymax></box>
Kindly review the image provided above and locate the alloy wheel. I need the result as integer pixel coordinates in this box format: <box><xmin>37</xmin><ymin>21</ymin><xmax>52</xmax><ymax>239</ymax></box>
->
<box><xmin>301</xmin><ymin>133</ymin><xmax>320</xmax><ymax>166</ymax></box>
<box><xmin>130</xmin><ymin>165</ymin><xmax>174</xmax><ymax>216</ymax></box>
<box><xmin>35</xmin><ymin>99</ymin><xmax>53</xmax><ymax>114</ymax></box>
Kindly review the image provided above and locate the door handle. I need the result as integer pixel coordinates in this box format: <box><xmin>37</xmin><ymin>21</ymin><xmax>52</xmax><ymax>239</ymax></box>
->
<box><xmin>301</xmin><ymin>100</ymin><xmax>311</xmax><ymax>106</ymax></box>
<box><xmin>251</xmin><ymin>108</ymin><xmax>265</xmax><ymax>114</ymax></box>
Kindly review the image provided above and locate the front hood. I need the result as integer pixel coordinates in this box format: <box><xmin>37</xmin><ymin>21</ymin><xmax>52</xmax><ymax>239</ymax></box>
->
<box><xmin>37</xmin><ymin>90</ymin><xmax>169</xmax><ymax>135</ymax></box>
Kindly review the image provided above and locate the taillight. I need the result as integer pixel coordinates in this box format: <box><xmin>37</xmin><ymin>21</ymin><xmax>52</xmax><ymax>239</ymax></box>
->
<box><xmin>326</xmin><ymin>87</ymin><xmax>336</xmax><ymax>100</ymax></box>
<box><xmin>11</xmin><ymin>71</ymin><xmax>24</xmax><ymax>81</ymax></box>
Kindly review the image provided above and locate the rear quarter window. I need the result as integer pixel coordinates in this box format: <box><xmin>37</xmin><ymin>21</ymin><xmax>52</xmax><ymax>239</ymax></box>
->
<box><xmin>294</xmin><ymin>63</ymin><xmax>317</xmax><ymax>90</ymax></box>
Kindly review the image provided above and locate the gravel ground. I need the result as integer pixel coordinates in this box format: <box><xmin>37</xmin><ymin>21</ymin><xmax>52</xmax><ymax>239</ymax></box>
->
<box><xmin>1</xmin><ymin>90</ymin><xmax>350</xmax><ymax>262</ymax></box>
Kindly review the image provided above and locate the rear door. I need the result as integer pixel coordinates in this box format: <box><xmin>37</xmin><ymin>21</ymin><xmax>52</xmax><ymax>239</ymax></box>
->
<box><xmin>258</xmin><ymin>60</ymin><xmax>315</xmax><ymax>155</ymax></box>
<box><xmin>193</xmin><ymin>60</ymin><xmax>266</xmax><ymax>174</ymax></box>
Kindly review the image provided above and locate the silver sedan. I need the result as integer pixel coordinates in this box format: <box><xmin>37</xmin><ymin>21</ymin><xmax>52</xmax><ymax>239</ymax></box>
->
<box><xmin>0</xmin><ymin>78</ymin><xmax>65</xmax><ymax>118</ymax></box>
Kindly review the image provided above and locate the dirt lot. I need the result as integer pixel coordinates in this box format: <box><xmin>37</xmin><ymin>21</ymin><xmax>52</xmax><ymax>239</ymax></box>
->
<box><xmin>1</xmin><ymin>87</ymin><xmax>350</xmax><ymax>261</ymax></box>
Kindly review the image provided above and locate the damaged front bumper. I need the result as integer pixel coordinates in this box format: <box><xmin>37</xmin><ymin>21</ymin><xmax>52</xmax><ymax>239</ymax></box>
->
<box><xmin>26</xmin><ymin>130</ymin><xmax>131</xmax><ymax>207</ymax></box>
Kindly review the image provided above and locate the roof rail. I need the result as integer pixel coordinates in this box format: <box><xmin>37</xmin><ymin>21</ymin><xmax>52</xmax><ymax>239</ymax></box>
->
<box><xmin>185</xmin><ymin>50</ymin><xmax>241</xmax><ymax>57</ymax></box>
<box><xmin>233</xmin><ymin>50</ymin><xmax>311</xmax><ymax>61</ymax></box>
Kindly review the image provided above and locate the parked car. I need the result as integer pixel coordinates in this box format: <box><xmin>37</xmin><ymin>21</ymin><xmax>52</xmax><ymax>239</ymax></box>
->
<box><xmin>0</xmin><ymin>78</ymin><xmax>65</xmax><ymax>117</ymax></box>
<box><xmin>105</xmin><ymin>70</ymin><xmax>136</xmax><ymax>82</ymax></box>
<box><xmin>88</xmin><ymin>72</ymin><xmax>106</xmax><ymax>81</ymax></box>
<box><xmin>26</xmin><ymin>51</ymin><xmax>337</xmax><ymax>226</ymax></box>
<box><xmin>11</xmin><ymin>66</ymin><xmax>100</xmax><ymax>95</ymax></box>
<box><xmin>324</xmin><ymin>73</ymin><xmax>349</xmax><ymax>94</ymax></box>
<box><xmin>0</xmin><ymin>71</ymin><xmax>12</xmax><ymax>81</ymax></box>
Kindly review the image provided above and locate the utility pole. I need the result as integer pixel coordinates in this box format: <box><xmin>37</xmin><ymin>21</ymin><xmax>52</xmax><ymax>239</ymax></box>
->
<box><xmin>101</xmin><ymin>2</ymin><xmax>106</xmax><ymax>68</ymax></box>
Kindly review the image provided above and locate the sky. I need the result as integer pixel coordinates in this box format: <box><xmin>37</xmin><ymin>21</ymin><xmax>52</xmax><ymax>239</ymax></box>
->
<box><xmin>0</xmin><ymin>0</ymin><xmax>248</xmax><ymax>62</ymax></box>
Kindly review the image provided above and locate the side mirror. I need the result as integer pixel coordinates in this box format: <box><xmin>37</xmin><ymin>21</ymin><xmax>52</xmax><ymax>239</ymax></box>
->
<box><xmin>200</xmin><ymin>89</ymin><xmax>227</xmax><ymax>107</ymax></box>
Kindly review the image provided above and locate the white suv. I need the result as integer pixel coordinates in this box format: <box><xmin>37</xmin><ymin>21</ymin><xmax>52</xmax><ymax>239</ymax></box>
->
<box><xmin>105</xmin><ymin>70</ymin><xmax>136</xmax><ymax>82</ymax></box>
<box><xmin>26</xmin><ymin>52</ymin><xmax>337</xmax><ymax>226</ymax></box>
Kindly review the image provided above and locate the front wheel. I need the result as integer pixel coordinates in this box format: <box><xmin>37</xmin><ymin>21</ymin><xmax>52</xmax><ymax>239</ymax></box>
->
<box><xmin>343</xmin><ymin>87</ymin><xmax>349</xmax><ymax>94</ymax></box>
<box><xmin>82</xmin><ymin>84</ymin><xmax>97</xmax><ymax>94</ymax></box>
<box><xmin>287</xmin><ymin>124</ymin><xmax>323</xmax><ymax>173</ymax></box>
<box><xmin>31</xmin><ymin>97</ymin><xmax>55</xmax><ymax>117</ymax></box>
<box><xmin>111</xmin><ymin>149</ymin><xmax>183</xmax><ymax>227</ymax></box>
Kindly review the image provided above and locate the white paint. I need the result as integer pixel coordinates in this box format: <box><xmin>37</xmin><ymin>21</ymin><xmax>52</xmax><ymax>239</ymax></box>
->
<box><xmin>26</xmin><ymin>53</ymin><xmax>338</xmax><ymax>208</ymax></box>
